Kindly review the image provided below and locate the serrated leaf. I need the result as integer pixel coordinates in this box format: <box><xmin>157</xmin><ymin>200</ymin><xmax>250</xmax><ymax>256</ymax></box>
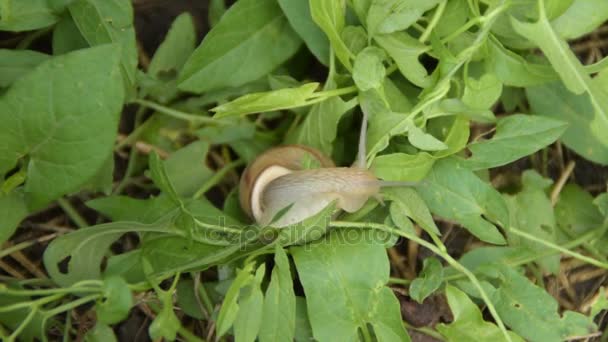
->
<box><xmin>437</xmin><ymin>285</ymin><xmax>524</xmax><ymax>342</ymax></box>
<box><xmin>463</xmin><ymin>114</ymin><xmax>567</xmax><ymax>170</ymax></box>
<box><xmin>410</xmin><ymin>257</ymin><xmax>443</xmax><ymax>303</ymax></box>
<box><xmin>417</xmin><ymin>158</ymin><xmax>508</xmax><ymax>245</ymax></box>
<box><xmin>212</xmin><ymin>83</ymin><xmax>320</xmax><ymax>118</ymax></box>
<box><xmin>179</xmin><ymin>0</ymin><xmax>301</xmax><ymax>93</ymax></box>
<box><xmin>0</xmin><ymin>45</ymin><xmax>123</xmax><ymax>210</ymax></box>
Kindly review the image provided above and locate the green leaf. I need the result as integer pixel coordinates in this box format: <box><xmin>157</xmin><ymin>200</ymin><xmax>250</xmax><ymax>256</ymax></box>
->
<box><xmin>68</xmin><ymin>0</ymin><xmax>138</xmax><ymax>94</ymax></box>
<box><xmin>417</xmin><ymin>158</ymin><xmax>509</xmax><ymax>245</ymax></box>
<box><xmin>407</xmin><ymin>122</ymin><xmax>448</xmax><ymax>151</ymax></box>
<box><xmin>234</xmin><ymin>265</ymin><xmax>266</xmax><ymax>342</ymax></box>
<box><xmin>278</xmin><ymin>0</ymin><xmax>329</xmax><ymax>65</ymax></box>
<box><xmin>148</xmin><ymin>13</ymin><xmax>196</xmax><ymax>77</ymax></box>
<box><xmin>382</xmin><ymin>187</ymin><xmax>439</xmax><ymax>235</ymax></box>
<box><xmin>487</xmin><ymin>38</ymin><xmax>558</xmax><ymax>87</ymax></box>
<box><xmin>555</xmin><ymin>184</ymin><xmax>604</xmax><ymax>235</ymax></box>
<box><xmin>462</xmin><ymin>72</ymin><xmax>503</xmax><ymax>110</ymax></box>
<box><xmin>179</xmin><ymin>0</ymin><xmax>301</xmax><ymax>93</ymax></box>
<box><xmin>0</xmin><ymin>49</ymin><xmax>49</xmax><ymax>87</ymax></box>
<box><xmin>367</xmin><ymin>0</ymin><xmax>442</xmax><ymax>35</ymax></box>
<box><xmin>342</xmin><ymin>25</ymin><xmax>368</xmax><ymax>55</ymax></box>
<box><xmin>374</xmin><ymin>32</ymin><xmax>432</xmax><ymax>88</ymax></box>
<box><xmin>353</xmin><ymin>47</ymin><xmax>386</xmax><ymax>91</ymax></box>
<box><xmin>463</xmin><ymin>114</ymin><xmax>567</xmax><ymax>170</ymax></box>
<box><xmin>310</xmin><ymin>0</ymin><xmax>353</xmax><ymax>71</ymax></box>
<box><xmin>96</xmin><ymin>276</ymin><xmax>133</xmax><ymax>324</ymax></box>
<box><xmin>294</xmin><ymin>297</ymin><xmax>314</xmax><ymax>341</ymax></box>
<box><xmin>0</xmin><ymin>189</ymin><xmax>28</xmax><ymax>244</ymax></box>
<box><xmin>372</xmin><ymin>152</ymin><xmax>435</xmax><ymax>182</ymax></box>
<box><xmin>504</xmin><ymin>170</ymin><xmax>560</xmax><ymax>274</ymax></box>
<box><xmin>552</xmin><ymin>0</ymin><xmax>608</xmax><ymax>40</ymax></box>
<box><xmin>291</xmin><ymin>229</ymin><xmax>410</xmax><ymax>342</ymax></box>
<box><xmin>164</xmin><ymin>141</ymin><xmax>213</xmax><ymax>198</ymax></box>
<box><xmin>208</xmin><ymin>0</ymin><xmax>226</xmax><ymax>27</ymax></box>
<box><xmin>294</xmin><ymin>91</ymin><xmax>357</xmax><ymax>156</ymax></box>
<box><xmin>437</xmin><ymin>285</ymin><xmax>524</xmax><ymax>342</ymax></box>
<box><xmin>148</xmin><ymin>152</ymin><xmax>181</xmax><ymax>205</ymax></box>
<box><xmin>492</xmin><ymin>266</ymin><xmax>597</xmax><ymax>342</ymax></box>
<box><xmin>0</xmin><ymin>44</ymin><xmax>123</xmax><ymax>210</ymax></box>
<box><xmin>212</xmin><ymin>83</ymin><xmax>320</xmax><ymax>118</ymax></box>
<box><xmin>84</xmin><ymin>323</ymin><xmax>117</xmax><ymax>342</ymax></box>
<box><xmin>527</xmin><ymin>81</ymin><xmax>608</xmax><ymax>165</ymax></box>
<box><xmin>43</xmin><ymin>219</ymin><xmax>172</xmax><ymax>287</ymax></box>
<box><xmin>196</xmin><ymin>119</ymin><xmax>256</xmax><ymax>145</ymax></box>
<box><xmin>216</xmin><ymin>263</ymin><xmax>256</xmax><ymax>338</ymax></box>
<box><xmin>259</xmin><ymin>246</ymin><xmax>296</xmax><ymax>342</ymax></box>
<box><xmin>410</xmin><ymin>257</ymin><xmax>443</xmax><ymax>303</ymax></box>
<box><xmin>0</xmin><ymin>0</ymin><xmax>60</xmax><ymax>31</ymax></box>
<box><xmin>52</xmin><ymin>14</ymin><xmax>89</xmax><ymax>55</ymax></box>
<box><xmin>0</xmin><ymin>286</ymin><xmax>48</xmax><ymax>342</ymax></box>
<box><xmin>149</xmin><ymin>285</ymin><xmax>181</xmax><ymax>341</ymax></box>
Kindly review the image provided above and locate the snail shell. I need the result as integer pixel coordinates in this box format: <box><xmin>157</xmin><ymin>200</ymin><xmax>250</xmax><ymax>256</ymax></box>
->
<box><xmin>239</xmin><ymin>145</ymin><xmax>379</xmax><ymax>227</ymax></box>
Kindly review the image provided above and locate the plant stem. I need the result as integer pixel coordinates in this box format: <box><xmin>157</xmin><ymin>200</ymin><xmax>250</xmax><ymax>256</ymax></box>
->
<box><xmin>57</xmin><ymin>197</ymin><xmax>88</xmax><ymax>228</ymax></box>
<box><xmin>41</xmin><ymin>294</ymin><xmax>100</xmax><ymax>318</ymax></box>
<box><xmin>420</xmin><ymin>0</ymin><xmax>447</xmax><ymax>43</ymax></box>
<box><xmin>178</xmin><ymin>326</ymin><xmax>206</xmax><ymax>342</ymax></box>
<box><xmin>330</xmin><ymin>221</ymin><xmax>513</xmax><ymax>342</ymax></box>
<box><xmin>114</xmin><ymin>107</ymin><xmax>146</xmax><ymax>194</ymax></box>
<box><xmin>192</xmin><ymin>159</ymin><xmax>245</xmax><ymax>200</ymax></box>
<box><xmin>510</xmin><ymin>227</ymin><xmax>608</xmax><ymax>269</ymax></box>
<box><xmin>7</xmin><ymin>306</ymin><xmax>37</xmax><ymax>341</ymax></box>
<box><xmin>133</xmin><ymin>99</ymin><xmax>225</xmax><ymax>125</ymax></box>
<box><xmin>309</xmin><ymin>85</ymin><xmax>358</xmax><ymax>99</ymax></box>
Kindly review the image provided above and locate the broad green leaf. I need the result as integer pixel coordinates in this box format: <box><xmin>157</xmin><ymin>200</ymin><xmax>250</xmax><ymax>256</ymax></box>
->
<box><xmin>367</xmin><ymin>0</ymin><xmax>442</xmax><ymax>35</ymax></box>
<box><xmin>463</xmin><ymin>114</ymin><xmax>567</xmax><ymax>170</ymax></box>
<box><xmin>176</xmin><ymin>278</ymin><xmax>205</xmax><ymax>319</ymax></box>
<box><xmin>294</xmin><ymin>90</ymin><xmax>358</xmax><ymax>156</ymax></box>
<box><xmin>437</xmin><ymin>285</ymin><xmax>524</xmax><ymax>342</ymax></box>
<box><xmin>0</xmin><ymin>189</ymin><xmax>28</xmax><ymax>244</ymax></box>
<box><xmin>462</xmin><ymin>72</ymin><xmax>503</xmax><ymax>110</ymax></box>
<box><xmin>52</xmin><ymin>14</ymin><xmax>88</xmax><ymax>55</ymax></box>
<box><xmin>492</xmin><ymin>266</ymin><xmax>597</xmax><ymax>342</ymax></box>
<box><xmin>43</xmin><ymin>219</ymin><xmax>172</xmax><ymax>287</ymax></box>
<box><xmin>96</xmin><ymin>276</ymin><xmax>133</xmax><ymax>324</ymax></box>
<box><xmin>84</xmin><ymin>323</ymin><xmax>117</xmax><ymax>342</ymax></box>
<box><xmin>86</xmin><ymin>195</ymin><xmax>175</xmax><ymax>223</ymax></box>
<box><xmin>382</xmin><ymin>187</ymin><xmax>440</xmax><ymax>235</ymax></box>
<box><xmin>310</xmin><ymin>0</ymin><xmax>353</xmax><ymax>71</ymax></box>
<box><xmin>149</xmin><ymin>284</ymin><xmax>181</xmax><ymax>341</ymax></box>
<box><xmin>407</xmin><ymin>122</ymin><xmax>448</xmax><ymax>151</ymax></box>
<box><xmin>0</xmin><ymin>286</ymin><xmax>48</xmax><ymax>342</ymax></box>
<box><xmin>197</xmin><ymin>119</ymin><xmax>256</xmax><ymax>145</ymax></box>
<box><xmin>374</xmin><ymin>32</ymin><xmax>432</xmax><ymax>88</ymax></box>
<box><xmin>208</xmin><ymin>0</ymin><xmax>226</xmax><ymax>27</ymax></box>
<box><xmin>234</xmin><ymin>265</ymin><xmax>266</xmax><ymax>342</ymax></box>
<box><xmin>278</xmin><ymin>0</ymin><xmax>330</xmax><ymax>65</ymax></box>
<box><xmin>148</xmin><ymin>13</ymin><xmax>196</xmax><ymax>77</ymax></box>
<box><xmin>487</xmin><ymin>38</ymin><xmax>558</xmax><ymax>87</ymax></box>
<box><xmin>68</xmin><ymin>0</ymin><xmax>138</xmax><ymax>94</ymax></box>
<box><xmin>555</xmin><ymin>184</ymin><xmax>604</xmax><ymax>235</ymax></box>
<box><xmin>504</xmin><ymin>170</ymin><xmax>560</xmax><ymax>274</ymax></box>
<box><xmin>179</xmin><ymin>0</ymin><xmax>301</xmax><ymax>93</ymax></box>
<box><xmin>372</xmin><ymin>152</ymin><xmax>435</xmax><ymax>182</ymax></box>
<box><xmin>417</xmin><ymin>158</ymin><xmax>509</xmax><ymax>245</ymax></box>
<box><xmin>410</xmin><ymin>257</ymin><xmax>443</xmax><ymax>303</ymax></box>
<box><xmin>217</xmin><ymin>263</ymin><xmax>256</xmax><ymax>338</ymax></box>
<box><xmin>0</xmin><ymin>45</ymin><xmax>123</xmax><ymax>210</ymax></box>
<box><xmin>0</xmin><ymin>49</ymin><xmax>49</xmax><ymax>87</ymax></box>
<box><xmin>259</xmin><ymin>246</ymin><xmax>296</xmax><ymax>342</ymax></box>
<box><xmin>0</xmin><ymin>0</ymin><xmax>60</xmax><ymax>31</ymax></box>
<box><xmin>212</xmin><ymin>83</ymin><xmax>320</xmax><ymax>118</ymax></box>
<box><xmin>353</xmin><ymin>47</ymin><xmax>386</xmax><ymax>91</ymax></box>
<box><xmin>342</xmin><ymin>25</ymin><xmax>368</xmax><ymax>55</ymax></box>
<box><xmin>292</xmin><ymin>229</ymin><xmax>410</xmax><ymax>342</ymax></box>
<box><xmin>294</xmin><ymin>297</ymin><xmax>314</xmax><ymax>341</ymax></box>
<box><xmin>552</xmin><ymin>0</ymin><xmax>608</xmax><ymax>39</ymax></box>
<box><xmin>164</xmin><ymin>141</ymin><xmax>213</xmax><ymax>198</ymax></box>
<box><xmin>527</xmin><ymin>81</ymin><xmax>608</xmax><ymax>164</ymax></box>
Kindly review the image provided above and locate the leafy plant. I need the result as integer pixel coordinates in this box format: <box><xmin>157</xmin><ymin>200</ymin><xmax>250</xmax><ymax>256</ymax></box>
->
<box><xmin>1</xmin><ymin>0</ymin><xmax>608</xmax><ymax>341</ymax></box>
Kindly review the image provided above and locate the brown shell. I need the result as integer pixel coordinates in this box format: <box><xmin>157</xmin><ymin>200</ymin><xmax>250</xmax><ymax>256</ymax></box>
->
<box><xmin>238</xmin><ymin>144</ymin><xmax>335</xmax><ymax>219</ymax></box>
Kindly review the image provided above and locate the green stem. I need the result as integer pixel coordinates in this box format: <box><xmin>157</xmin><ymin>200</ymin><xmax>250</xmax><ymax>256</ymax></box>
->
<box><xmin>509</xmin><ymin>227</ymin><xmax>608</xmax><ymax>269</ymax></box>
<box><xmin>388</xmin><ymin>277</ymin><xmax>411</xmax><ymax>285</ymax></box>
<box><xmin>178</xmin><ymin>326</ymin><xmax>206</xmax><ymax>342</ymax></box>
<box><xmin>114</xmin><ymin>107</ymin><xmax>146</xmax><ymax>194</ymax></box>
<box><xmin>309</xmin><ymin>85</ymin><xmax>358</xmax><ymax>99</ymax></box>
<box><xmin>192</xmin><ymin>159</ymin><xmax>245</xmax><ymax>200</ymax></box>
<box><xmin>192</xmin><ymin>217</ymin><xmax>243</xmax><ymax>235</ymax></box>
<box><xmin>7</xmin><ymin>306</ymin><xmax>37</xmax><ymax>341</ymax></box>
<box><xmin>57</xmin><ymin>197</ymin><xmax>88</xmax><ymax>228</ymax></box>
<box><xmin>420</xmin><ymin>0</ymin><xmax>447</xmax><ymax>43</ymax></box>
<box><xmin>330</xmin><ymin>221</ymin><xmax>513</xmax><ymax>342</ymax></box>
<box><xmin>0</xmin><ymin>294</ymin><xmax>64</xmax><ymax>313</ymax></box>
<box><xmin>133</xmin><ymin>99</ymin><xmax>225</xmax><ymax>125</ymax></box>
<box><xmin>41</xmin><ymin>294</ymin><xmax>100</xmax><ymax>318</ymax></box>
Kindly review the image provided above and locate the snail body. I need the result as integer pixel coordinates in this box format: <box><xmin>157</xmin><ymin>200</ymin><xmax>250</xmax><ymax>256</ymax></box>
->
<box><xmin>239</xmin><ymin>110</ymin><xmax>408</xmax><ymax>228</ymax></box>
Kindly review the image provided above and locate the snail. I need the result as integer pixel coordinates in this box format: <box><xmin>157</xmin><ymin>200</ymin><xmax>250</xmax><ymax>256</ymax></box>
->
<box><xmin>239</xmin><ymin>109</ymin><xmax>412</xmax><ymax>227</ymax></box>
